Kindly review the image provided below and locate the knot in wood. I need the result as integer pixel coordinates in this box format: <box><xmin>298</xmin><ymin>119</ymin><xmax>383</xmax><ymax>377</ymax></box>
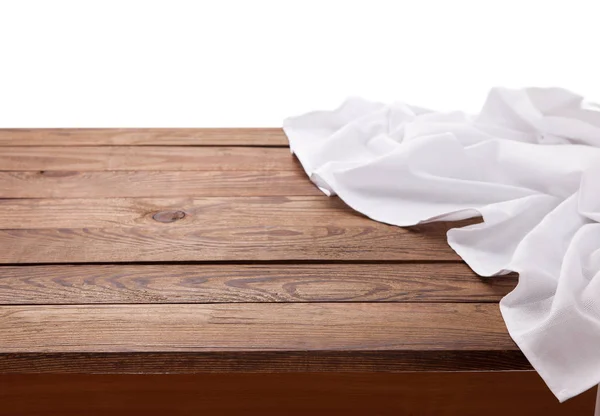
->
<box><xmin>152</xmin><ymin>210</ymin><xmax>186</xmax><ymax>223</ymax></box>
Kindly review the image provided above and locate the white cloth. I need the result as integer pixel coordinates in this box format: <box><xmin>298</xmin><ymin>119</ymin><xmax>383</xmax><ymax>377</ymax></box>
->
<box><xmin>283</xmin><ymin>87</ymin><xmax>600</xmax><ymax>402</ymax></box>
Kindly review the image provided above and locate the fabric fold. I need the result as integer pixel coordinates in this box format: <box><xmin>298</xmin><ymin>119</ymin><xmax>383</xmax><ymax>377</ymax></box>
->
<box><xmin>283</xmin><ymin>87</ymin><xmax>600</xmax><ymax>402</ymax></box>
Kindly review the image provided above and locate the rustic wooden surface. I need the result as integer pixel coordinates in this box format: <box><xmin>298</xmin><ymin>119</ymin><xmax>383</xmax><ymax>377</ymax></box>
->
<box><xmin>0</xmin><ymin>146</ymin><xmax>295</xmax><ymax>171</ymax></box>
<box><xmin>0</xmin><ymin>171</ymin><xmax>321</xmax><ymax>197</ymax></box>
<box><xmin>0</xmin><ymin>263</ymin><xmax>515</xmax><ymax>304</ymax></box>
<box><xmin>0</xmin><ymin>128</ymin><xmax>288</xmax><ymax>146</ymax></box>
<box><xmin>0</xmin><ymin>128</ymin><xmax>594</xmax><ymax>414</ymax></box>
<box><xmin>0</xmin><ymin>303</ymin><xmax>514</xmax><ymax>352</ymax></box>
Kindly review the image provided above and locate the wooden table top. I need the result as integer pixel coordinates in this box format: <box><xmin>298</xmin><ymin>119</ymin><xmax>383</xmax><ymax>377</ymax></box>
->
<box><xmin>0</xmin><ymin>128</ymin><xmax>526</xmax><ymax>374</ymax></box>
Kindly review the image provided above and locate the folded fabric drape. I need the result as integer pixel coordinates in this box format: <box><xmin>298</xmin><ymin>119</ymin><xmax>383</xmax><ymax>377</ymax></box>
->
<box><xmin>283</xmin><ymin>87</ymin><xmax>600</xmax><ymax>402</ymax></box>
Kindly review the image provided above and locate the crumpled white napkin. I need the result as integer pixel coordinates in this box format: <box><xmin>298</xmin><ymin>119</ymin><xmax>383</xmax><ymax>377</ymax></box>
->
<box><xmin>283</xmin><ymin>87</ymin><xmax>600</xmax><ymax>402</ymax></box>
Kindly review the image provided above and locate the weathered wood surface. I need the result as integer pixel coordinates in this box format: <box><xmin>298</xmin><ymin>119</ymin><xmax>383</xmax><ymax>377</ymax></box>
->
<box><xmin>0</xmin><ymin>197</ymin><xmax>479</xmax><ymax>263</ymax></box>
<box><xmin>0</xmin><ymin>146</ymin><xmax>295</xmax><ymax>171</ymax></box>
<box><xmin>0</xmin><ymin>263</ymin><xmax>516</xmax><ymax>305</ymax></box>
<box><xmin>0</xmin><ymin>128</ymin><xmax>540</xmax><ymax>387</ymax></box>
<box><xmin>0</xmin><ymin>196</ymin><xmax>424</xmax><ymax>228</ymax></box>
<box><xmin>0</xmin><ymin>171</ymin><xmax>321</xmax><ymax>198</ymax></box>
<box><xmin>0</xmin><ymin>128</ymin><xmax>288</xmax><ymax>146</ymax></box>
<box><xmin>0</xmin><ymin>303</ymin><xmax>514</xmax><ymax>352</ymax></box>
<box><xmin>0</xmin><ymin>225</ymin><xmax>463</xmax><ymax>263</ymax></box>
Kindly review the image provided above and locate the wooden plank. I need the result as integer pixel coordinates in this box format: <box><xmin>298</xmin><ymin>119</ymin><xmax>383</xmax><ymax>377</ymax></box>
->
<box><xmin>0</xmin><ymin>223</ymin><xmax>460</xmax><ymax>263</ymax></box>
<box><xmin>0</xmin><ymin>350</ymin><xmax>530</xmax><ymax>373</ymax></box>
<box><xmin>0</xmin><ymin>197</ymin><xmax>364</xmax><ymax>228</ymax></box>
<box><xmin>0</xmin><ymin>303</ymin><xmax>514</xmax><ymax>352</ymax></box>
<box><xmin>0</xmin><ymin>171</ymin><xmax>321</xmax><ymax>198</ymax></box>
<box><xmin>0</xmin><ymin>146</ymin><xmax>295</xmax><ymax>171</ymax></box>
<box><xmin>2</xmin><ymin>373</ymin><xmax>594</xmax><ymax>416</ymax></box>
<box><xmin>0</xmin><ymin>128</ymin><xmax>288</xmax><ymax>146</ymax></box>
<box><xmin>0</xmin><ymin>263</ymin><xmax>516</xmax><ymax>304</ymax></box>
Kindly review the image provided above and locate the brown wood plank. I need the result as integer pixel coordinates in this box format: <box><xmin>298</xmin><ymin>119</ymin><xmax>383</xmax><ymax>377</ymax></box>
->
<box><xmin>3</xmin><ymin>373</ymin><xmax>594</xmax><ymax>416</ymax></box>
<box><xmin>0</xmin><ymin>196</ymin><xmax>481</xmax><ymax>230</ymax></box>
<box><xmin>0</xmin><ymin>128</ymin><xmax>288</xmax><ymax>146</ymax></box>
<box><xmin>0</xmin><ymin>303</ymin><xmax>514</xmax><ymax>352</ymax></box>
<box><xmin>0</xmin><ymin>146</ymin><xmax>295</xmax><ymax>171</ymax></box>
<box><xmin>0</xmin><ymin>197</ymin><xmax>368</xmax><ymax>228</ymax></box>
<box><xmin>0</xmin><ymin>223</ymin><xmax>460</xmax><ymax>263</ymax></box>
<box><xmin>0</xmin><ymin>197</ymin><xmax>462</xmax><ymax>229</ymax></box>
<box><xmin>0</xmin><ymin>263</ymin><xmax>516</xmax><ymax>305</ymax></box>
<box><xmin>0</xmin><ymin>171</ymin><xmax>321</xmax><ymax>198</ymax></box>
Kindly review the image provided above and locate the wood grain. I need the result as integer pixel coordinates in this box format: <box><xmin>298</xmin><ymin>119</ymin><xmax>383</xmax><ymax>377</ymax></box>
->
<box><xmin>0</xmin><ymin>128</ymin><xmax>531</xmax><ymax>383</ymax></box>
<box><xmin>0</xmin><ymin>171</ymin><xmax>321</xmax><ymax>198</ymax></box>
<box><xmin>0</xmin><ymin>224</ymin><xmax>461</xmax><ymax>263</ymax></box>
<box><xmin>0</xmin><ymin>146</ymin><xmax>296</xmax><ymax>171</ymax></box>
<box><xmin>0</xmin><ymin>350</ymin><xmax>530</xmax><ymax>373</ymax></box>
<box><xmin>0</xmin><ymin>197</ymin><xmax>368</xmax><ymax>228</ymax></box>
<box><xmin>3</xmin><ymin>373</ymin><xmax>593</xmax><ymax>416</ymax></box>
<box><xmin>0</xmin><ymin>196</ymin><xmax>481</xmax><ymax>229</ymax></box>
<box><xmin>0</xmin><ymin>303</ymin><xmax>515</xmax><ymax>352</ymax></box>
<box><xmin>0</xmin><ymin>263</ymin><xmax>517</xmax><ymax>304</ymax></box>
<box><xmin>0</xmin><ymin>128</ymin><xmax>288</xmax><ymax>146</ymax></box>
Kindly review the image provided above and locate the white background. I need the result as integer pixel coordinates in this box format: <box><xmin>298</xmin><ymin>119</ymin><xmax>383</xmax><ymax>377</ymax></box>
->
<box><xmin>0</xmin><ymin>0</ymin><xmax>598</xmax><ymax>127</ymax></box>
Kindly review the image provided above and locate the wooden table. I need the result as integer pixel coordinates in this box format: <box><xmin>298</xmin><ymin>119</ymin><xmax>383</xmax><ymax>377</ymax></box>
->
<box><xmin>0</xmin><ymin>129</ymin><xmax>595</xmax><ymax>415</ymax></box>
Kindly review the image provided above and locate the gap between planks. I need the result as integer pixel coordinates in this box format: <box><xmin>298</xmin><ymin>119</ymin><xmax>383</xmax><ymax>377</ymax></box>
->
<box><xmin>0</xmin><ymin>197</ymin><xmax>480</xmax><ymax>263</ymax></box>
